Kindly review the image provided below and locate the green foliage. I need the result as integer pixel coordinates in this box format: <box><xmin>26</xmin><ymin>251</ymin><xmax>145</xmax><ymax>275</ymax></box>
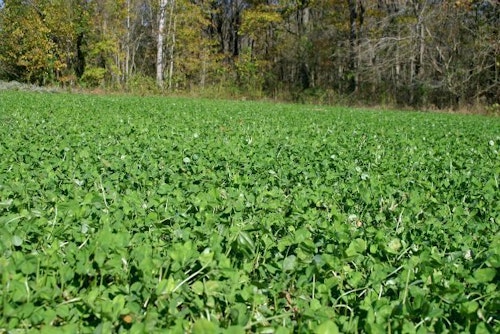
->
<box><xmin>485</xmin><ymin>103</ymin><xmax>500</xmax><ymax>116</ymax></box>
<box><xmin>240</xmin><ymin>5</ymin><xmax>282</xmax><ymax>41</ymax></box>
<box><xmin>0</xmin><ymin>91</ymin><xmax>499</xmax><ymax>332</ymax></box>
<box><xmin>234</xmin><ymin>49</ymin><xmax>266</xmax><ymax>97</ymax></box>
<box><xmin>81</xmin><ymin>67</ymin><xmax>107</xmax><ymax>87</ymax></box>
<box><xmin>126</xmin><ymin>74</ymin><xmax>161</xmax><ymax>95</ymax></box>
<box><xmin>0</xmin><ymin>4</ymin><xmax>55</xmax><ymax>83</ymax></box>
<box><xmin>0</xmin><ymin>0</ymin><xmax>91</xmax><ymax>85</ymax></box>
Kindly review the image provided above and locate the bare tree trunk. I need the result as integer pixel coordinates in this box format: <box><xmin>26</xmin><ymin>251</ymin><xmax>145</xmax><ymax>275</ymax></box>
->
<box><xmin>347</xmin><ymin>0</ymin><xmax>364</xmax><ymax>93</ymax></box>
<box><xmin>395</xmin><ymin>29</ymin><xmax>400</xmax><ymax>89</ymax></box>
<box><xmin>347</xmin><ymin>0</ymin><xmax>357</xmax><ymax>93</ymax></box>
<box><xmin>156</xmin><ymin>0</ymin><xmax>167</xmax><ymax>88</ymax></box>
<box><xmin>297</xmin><ymin>5</ymin><xmax>311</xmax><ymax>90</ymax></box>
<box><xmin>412</xmin><ymin>0</ymin><xmax>426</xmax><ymax>79</ymax></box>
<box><xmin>201</xmin><ymin>53</ymin><xmax>206</xmax><ymax>89</ymax></box>
<box><xmin>125</xmin><ymin>0</ymin><xmax>131</xmax><ymax>82</ymax></box>
<box><xmin>167</xmin><ymin>7</ymin><xmax>176</xmax><ymax>91</ymax></box>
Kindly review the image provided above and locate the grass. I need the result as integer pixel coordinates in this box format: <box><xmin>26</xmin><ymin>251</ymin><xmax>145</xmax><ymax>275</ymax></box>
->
<box><xmin>0</xmin><ymin>91</ymin><xmax>499</xmax><ymax>333</ymax></box>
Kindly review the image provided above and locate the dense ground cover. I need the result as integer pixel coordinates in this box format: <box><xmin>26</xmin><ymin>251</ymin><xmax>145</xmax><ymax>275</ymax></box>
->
<box><xmin>0</xmin><ymin>91</ymin><xmax>499</xmax><ymax>333</ymax></box>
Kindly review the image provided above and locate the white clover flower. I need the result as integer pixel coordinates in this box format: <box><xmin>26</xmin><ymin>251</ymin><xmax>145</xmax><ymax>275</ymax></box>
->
<box><xmin>81</xmin><ymin>223</ymin><xmax>89</xmax><ymax>234</ymax></box>
<box><xmin>74</xmin><ymin>179</ymin><xmax>84</xmax><ymax>186</ymax></box>
<box><xmin>464</xmin><ymin>249</ymin><xmax>473</xmax><ymax>261</ymax></box>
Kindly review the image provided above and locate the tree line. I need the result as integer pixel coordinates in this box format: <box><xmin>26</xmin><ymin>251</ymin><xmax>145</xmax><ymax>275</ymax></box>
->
<box><xmin>0</xmin><ymin>0</ymin><xmax>498</xmax><ymax>109</ymax></box>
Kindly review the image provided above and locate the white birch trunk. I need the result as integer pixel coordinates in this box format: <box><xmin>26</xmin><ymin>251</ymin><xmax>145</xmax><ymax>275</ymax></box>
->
<box><xmin>156</xmin><ymin>0</ymin><xmax>168</xmax><ymax>88</ymax></box>
<box><xmin>166</xmin><ymin>0</ymin><xmax>175</xmax><ymax>90</ymax></box>
<box><xmin>167</xmin><ymin>17</ymin><xmax>175</xmax><ymax>90</ymax></box>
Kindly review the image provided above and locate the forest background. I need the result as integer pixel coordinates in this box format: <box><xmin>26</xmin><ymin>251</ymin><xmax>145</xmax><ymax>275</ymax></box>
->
<box><xmin>0</xmin><ymin>0</ymin><xmax>498</xmax><ymax>111</ymax></box>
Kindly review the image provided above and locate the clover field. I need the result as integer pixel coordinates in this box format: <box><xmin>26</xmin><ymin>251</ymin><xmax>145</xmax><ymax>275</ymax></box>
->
<box><xmin>0</xmin><ymin>91</ymin><xmax>499</xmax><ymax>333</ymax></box>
